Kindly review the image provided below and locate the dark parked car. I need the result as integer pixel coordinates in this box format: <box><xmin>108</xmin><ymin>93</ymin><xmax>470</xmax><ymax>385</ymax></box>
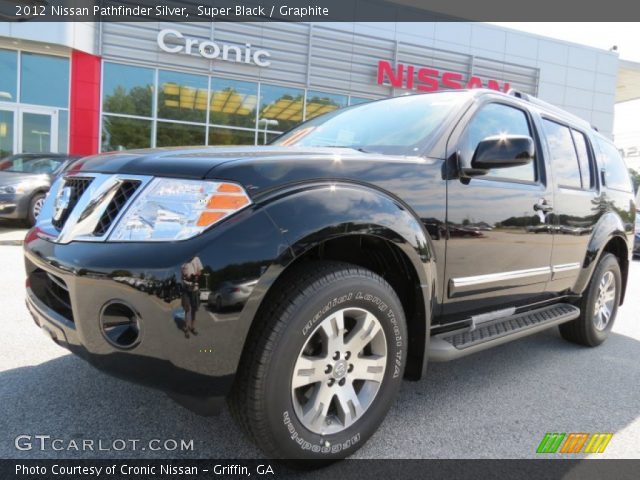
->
<box><xmin>0</xmin><ymin>153</ymin><xmax>80</xmax><ymax>225</ymax></box>
<box><xmin>24</xmin><ymin>90</ymin><xmax>635</xmax><ymax>460</ymax></box>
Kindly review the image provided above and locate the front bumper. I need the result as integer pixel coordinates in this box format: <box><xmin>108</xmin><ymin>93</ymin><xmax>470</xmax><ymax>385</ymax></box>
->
<box><xmin>23</xmin><ymin>209</ymin><xmax>287</xmax><ymax>413</ymax></box>
<box><xmin>0</xmin><ymin>193</ymin><xmax>28</xmax><ymax>219</ymax></box>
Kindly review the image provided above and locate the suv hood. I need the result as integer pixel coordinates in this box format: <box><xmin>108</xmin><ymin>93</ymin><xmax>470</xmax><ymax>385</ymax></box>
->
<box><xmin>72</xmin><ymin>146</ymin><xmax>372</xmax><ymax>179</ymax></box>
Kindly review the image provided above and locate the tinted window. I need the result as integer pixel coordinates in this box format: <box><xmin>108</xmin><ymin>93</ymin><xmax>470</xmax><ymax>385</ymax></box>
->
<box><xmin>210</xmin><ymin>78</ymin><xmax>257</xmax><ymax>129</ymax></box>
<box><xmin>305</xmin><ymin>91</ymin><xmax>347</xmax><ymax>120</ymax></box>
<box><xmin>156</xmin><ymin>121</ymin><xmax>205</xmax><ymax>147</ymax></box>
<box><xmin>101</xmin><ymin>115</ymin><xmax>151</xmax><ymax>151</ymax></box>
<box><xmin>102</xmin><ymin>63</ymin><xmax>153</xmax><ymax>117</ymax></box>
<box><xmin>542</xmin><ymin>119</ymin><xmax>581</xmax><ymax>189</ymax></box>
<box><xmin>157</xmin><ymin>70</ymin><xmax>208</xmax><ymax>123</ymax></box>
<box><xmin>461</xmin><ymin>103</ymin><xmax>535</xmax><ymax>182</ymax></box>
<box><xmin>572</xmin><ymin>129</ymin><xmax>593</xmax><ymax>189</ymax></box>
<box><xmin>21</xmin><ymin>53</ymin><xmax>69</xmax><ymax>107</ymax></box>
<box><xmin>597</xmin><ymin>138</ymin><xmax>633</xmax><ymax>192</ymax></box>
<box><xmin>209</xmin><ymin>127</ymin><xmax>255</xmax><ymax>146</ymax></box>
<box><xmin>349</xmin><ymin>96</ymin><xmax>373</xmax><ymax>106</ymax></box>
<box><xmin>259</xmin><ymin>84</ymin><xmax>305</xmax><ymax>133</ymax></box>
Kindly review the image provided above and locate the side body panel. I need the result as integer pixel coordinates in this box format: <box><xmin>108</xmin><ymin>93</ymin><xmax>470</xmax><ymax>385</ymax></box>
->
<box><xmin>442</xmin><ymin>97</ymin><xmax>554</xmax><ymax>321</ymax></box>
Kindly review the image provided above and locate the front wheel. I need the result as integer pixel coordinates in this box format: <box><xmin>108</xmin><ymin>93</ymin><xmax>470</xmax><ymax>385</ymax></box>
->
<box><xmin>230</xmin><ymin>261</ymin><xmax>407</xmax><ymax>460</ymax></box>
<box><xmin>559</xmin><ymin>253</ymin><xmax>621</xmax><ymax>346</ymax></box>
<box><xmin>27</xmin><ymin>193</ymin><xmax>46</xmax><ymax>226</ymax></box>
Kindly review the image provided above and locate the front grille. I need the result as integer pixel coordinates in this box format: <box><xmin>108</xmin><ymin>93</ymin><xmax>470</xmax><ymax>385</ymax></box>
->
<box><xmin>93</xmin><ymin>181</ymin><xmax>141</xmax><ymax>236</ymax></box>
<box><xmin>51</xmin><ymin>177</ymin><xmax>94</xmax><ymax>230</ymax></box>
<box><xmin>29</xmin><ymin>269</ymin><xmax>74</xmax><ymax>323</ymax></box>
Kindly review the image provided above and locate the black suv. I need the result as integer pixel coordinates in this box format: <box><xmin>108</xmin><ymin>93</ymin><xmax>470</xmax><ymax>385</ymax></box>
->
<box><xmin>24</xmin><ymin>90</ymin><xmax>635</xmax><ymax>460</ymax></box>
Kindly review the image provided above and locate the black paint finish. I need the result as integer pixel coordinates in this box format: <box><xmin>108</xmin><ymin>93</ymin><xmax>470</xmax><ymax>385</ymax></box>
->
<box><xmin>23</xmin><ymin>90</ymin><xmax>635</xmax><ymax>411</ymax></box>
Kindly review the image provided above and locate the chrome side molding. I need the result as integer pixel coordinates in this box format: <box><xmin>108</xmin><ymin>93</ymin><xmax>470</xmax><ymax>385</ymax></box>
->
<box><xmin>449</xmin><ymin>262</ymin><xmax>582</xmax><ymax>297</ymax></box>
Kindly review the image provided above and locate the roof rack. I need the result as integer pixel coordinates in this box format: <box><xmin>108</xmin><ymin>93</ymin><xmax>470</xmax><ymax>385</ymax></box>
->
<box><xmin>506</xmin><ymin>89</ymin><xmax>597</xmax><ymax>131</ymax></box>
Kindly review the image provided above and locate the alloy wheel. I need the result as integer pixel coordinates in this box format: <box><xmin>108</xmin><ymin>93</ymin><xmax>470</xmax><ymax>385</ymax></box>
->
<box><xmin>593</xmin><ymin>271</ymin><xmax>616</xmax><ymax>331</ymax></box>
<box><xmin>291</xmin><ymin>307</ymin><xmax>387</xmax><ymax>435</ymax></box>
<box><xmin>32</xmin><ymin>197</ymin><xmax>45</xmax><ymax>219</ymax></box>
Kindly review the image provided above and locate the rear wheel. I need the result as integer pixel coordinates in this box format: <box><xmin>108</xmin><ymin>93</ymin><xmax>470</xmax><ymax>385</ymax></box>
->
<box><xmin>230</xmin><ymin>261</ymin><xmax>407</xmax><ymax>460</ymax></box>
<box><xmin>559</xmin><ymin>253</ymin><xmax>621</xmax><ymax>346</ymax></box>
<box><xmin>27</xmin><ymin>193</ymin><xmax>46</xmax><ymax>226</ymax></box>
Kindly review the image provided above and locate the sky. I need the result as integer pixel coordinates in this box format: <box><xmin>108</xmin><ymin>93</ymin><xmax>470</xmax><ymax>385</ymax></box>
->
<box><xmin>490</xmin><ymin>23</ymin><xmax>640</xmax><ymax>170</ymax></box>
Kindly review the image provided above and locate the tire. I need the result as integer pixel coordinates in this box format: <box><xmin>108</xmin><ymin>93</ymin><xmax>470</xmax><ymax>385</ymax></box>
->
<box><xmin>229</xmin><ymin>261</ymin><xmax>407</xmax><ymax>460</ymax></box>
<box><xmin>559</xmin><ymin>253</ymin><xmax>621</xmax><ymax>347</ymax></box>
<box><xmin>27</xmin><ymin>193</ymin><xmax>46</xmax><ymax>226</ymax></box>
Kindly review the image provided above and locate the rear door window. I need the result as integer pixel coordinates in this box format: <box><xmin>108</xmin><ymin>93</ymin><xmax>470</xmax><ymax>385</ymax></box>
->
<box><xmin>542</xmin><ymin>119</ymin><xmax>582</xmax><ymax>189</ymax></box>
<box><xmin>597</xmin><ymin>138</ymin><xmax>633</xmax><ymax>192</ymax></box>
<box><xmin>571</xmin><ymin>130</ymin><xmax>593</xmax><ymax>189</ymax></box>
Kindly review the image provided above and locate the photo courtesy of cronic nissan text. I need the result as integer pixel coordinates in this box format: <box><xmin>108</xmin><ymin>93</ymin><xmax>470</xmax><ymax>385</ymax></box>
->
<box><xmin>0</xmin><ymin>1</ymin><xmax>639</xmax><ymax>479</ymax></box>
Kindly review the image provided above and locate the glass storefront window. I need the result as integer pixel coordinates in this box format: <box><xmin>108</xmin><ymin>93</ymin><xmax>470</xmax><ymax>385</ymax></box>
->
<box><xmin>21</xmin><ymin>53</ymin><xmax>69</xmax><ymax>108</ymax></box>
<box><xmin>57</xmin><ymin>110</ymin><xmax>68</xmax><ymax>154</ymax></box>
<box><xmin>210</xmin><ymin>78</ymin><xmax>258</xmax><ymax>129</ymax></box>
<box><xmin>101</xmin><ymin>115</ymin><xmax>151</xmax><ymax>151</ymax></box>
<box><xmin>260</xmin><ymin>131</ymin><xmax>281</xmax><ymax>145</ymax></box>
<box><xmin>158</xmin><ymin>70</ymin><xmax>208</xmax><ymax>123</ymax></box>
<box><xmin>209</xmin><ymin>127</ymin><xmax>255</xmax><ymax>146</ymax></box>
<box><xmin>156</xmin><ymin>121</ymin><xmax>206</xmax><ymax>147</ymax></box>
<box><xmin>305</xmin><ymin>91</ymin><xmax>347</xmax><ymax>121</ymax></box>
<box><xmin>103</xmin><ymin>63</ymin><xmax>154</xmax><ymax>117</ymax></box>
<box><xmin>259</xmin><ymin>84</ymin><xmax>304</xmax><ymax>133</ymax></box>
<box><xmin>0</xmin><ymin>49</ymin><xmax>17</xmax><ymax>102</ymax></box>
<box><xmin>99</xmin><ymin>62</ymin><xmax>385</xmax><ymax>152</ymax></box>
<box><xmin>0</xmin><ymin>110</ymin><xmax>14</xmax><ymax>157</ymax></box>
<box><xmin>349</xmin><ymin>96</ymin><xmax>373</xmax><ymax>106</ymax></box>
<box><xmin>22</xmin><ymin>112</ymin><xmax>52</xmax><ymax>153</ymax></box>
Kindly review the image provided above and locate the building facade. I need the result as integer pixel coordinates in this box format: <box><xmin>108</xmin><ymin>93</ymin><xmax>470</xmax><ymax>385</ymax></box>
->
<box><xmin>0</xmin><ymin>21</ymin><xmax>620</xmax><ymax>157</ymax></box>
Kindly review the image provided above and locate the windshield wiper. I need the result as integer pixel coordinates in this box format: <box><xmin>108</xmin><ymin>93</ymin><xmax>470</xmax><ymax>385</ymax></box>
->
<box><xmin>327</xmin><ymin>146</ymin><xmax>372</xmax><ymax>154</ymax></box>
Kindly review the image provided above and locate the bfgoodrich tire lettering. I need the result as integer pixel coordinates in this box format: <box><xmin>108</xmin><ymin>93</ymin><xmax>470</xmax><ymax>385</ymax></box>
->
<box><xmin>229</xmin><ymin>261</ymin><xmax>407</xmax><ymax>460</ymax></box>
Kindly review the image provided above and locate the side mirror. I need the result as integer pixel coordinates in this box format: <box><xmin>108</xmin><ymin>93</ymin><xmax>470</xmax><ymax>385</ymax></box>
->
<box><xmin>461</xmin><ymin>135</ymin><xmax>535</xmax><ymax>177</ymax></box>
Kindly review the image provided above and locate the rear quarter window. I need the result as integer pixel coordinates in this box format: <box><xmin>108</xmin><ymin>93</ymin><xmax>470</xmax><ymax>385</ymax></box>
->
<box><xmin>597</xmin><ymin>138</ymin><xmax>633</xmax><ymax>192</ymax></box>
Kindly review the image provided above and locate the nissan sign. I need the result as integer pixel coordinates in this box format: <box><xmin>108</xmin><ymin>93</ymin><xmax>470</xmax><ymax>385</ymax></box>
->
<box><xmin>377</xmin><ymin>60</ymin><xmax>510</xmax><ymax>93</ymax></box>
<box><xmin>157</xmin><ymin>29</ymin><xmax>271</xmax><ymax>67</ymax></box>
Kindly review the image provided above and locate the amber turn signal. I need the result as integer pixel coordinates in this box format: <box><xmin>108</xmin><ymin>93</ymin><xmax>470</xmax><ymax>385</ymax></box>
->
<box><xmin>197</xmin><ymin>211</ymin><xmax>226</xmax><ymax>227</ymax></box>
<box><xmin>207</xmin><ymin>195</ymin><xmax>250</xmax><ymax>209</ymax></box>
<box><xmin>217</xmin><ymin>183</ymin><xmax>243</xmax><ymax>193</ymax></box>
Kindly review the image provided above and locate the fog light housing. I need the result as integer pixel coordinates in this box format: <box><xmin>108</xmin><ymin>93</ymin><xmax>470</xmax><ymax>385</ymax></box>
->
<box><xmin>99</xmin><ymin>301</ymin><xmax>141</xmax><ymax>349</ymax></box>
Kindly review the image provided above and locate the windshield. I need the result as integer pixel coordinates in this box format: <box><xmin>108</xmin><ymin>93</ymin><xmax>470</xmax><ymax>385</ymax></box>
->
<box><xmin>0</xmin><ymin>155</ymin><xmax>66</xmax><ymax>174</ymax></box>
<box><xmin>272</xmin><ymin>92</ymin><xmax>469</xmax><ymax>155</ymax></box>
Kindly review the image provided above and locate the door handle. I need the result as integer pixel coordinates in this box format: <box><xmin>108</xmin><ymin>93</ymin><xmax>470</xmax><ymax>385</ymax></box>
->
<box><xmin>533</xmin><ymin>199</ymin><xmax>553</xmax><ymax>213</ymax></box>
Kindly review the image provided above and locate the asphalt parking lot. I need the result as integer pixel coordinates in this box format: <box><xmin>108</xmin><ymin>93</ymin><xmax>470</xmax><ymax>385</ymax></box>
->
<box><xmin>0</xmin><ymin>238</ymin><xmax>638</xmax><ymax>460</ymax></box>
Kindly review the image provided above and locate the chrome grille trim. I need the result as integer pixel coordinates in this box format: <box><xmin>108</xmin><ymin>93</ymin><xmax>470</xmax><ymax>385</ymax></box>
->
<box><xmin>36</xmin><ymin>173</ymin><xmax>153</xmax><ymax>244</ymax></box>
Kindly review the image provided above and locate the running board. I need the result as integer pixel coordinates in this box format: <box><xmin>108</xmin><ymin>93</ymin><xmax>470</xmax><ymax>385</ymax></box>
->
<box><xmin>429</xmin><ymin>303</ymin><xmax>580</xmax><ymax>362</ymax></box>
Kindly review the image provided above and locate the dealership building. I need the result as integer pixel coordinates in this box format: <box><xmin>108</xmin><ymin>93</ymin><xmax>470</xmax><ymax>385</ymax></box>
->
<box><xmin>0</xmin><ymin>21</ymin><xmax>637</xmax><ymax>158</ymax></box>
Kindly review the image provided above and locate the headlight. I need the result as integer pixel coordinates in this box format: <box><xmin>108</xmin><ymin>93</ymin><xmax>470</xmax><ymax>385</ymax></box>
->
<box><xmin>0</xmin><ymin>183</ymin><xmax>26</xmax><ymax>194</ymax></box>
<box><xmin>108</xmin><ymin>178</ymin><xmax>251</xmax><ymax>242</ymax></box>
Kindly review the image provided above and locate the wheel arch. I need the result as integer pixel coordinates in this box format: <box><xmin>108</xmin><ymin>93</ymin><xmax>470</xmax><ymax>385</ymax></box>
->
<box><xmin>239</xmin><ymin>182</ymin><xmax>438</xmax><ymax>380</ymax></box>
<box><xmin>599</xmin><ymin>236</ymin><xmax>630</xmax><ymax>304</ymax></box>
<box><xmin>577</xmin><ymin>211</ymin><xmax>630</xmax><ymax>304</ymax></box>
